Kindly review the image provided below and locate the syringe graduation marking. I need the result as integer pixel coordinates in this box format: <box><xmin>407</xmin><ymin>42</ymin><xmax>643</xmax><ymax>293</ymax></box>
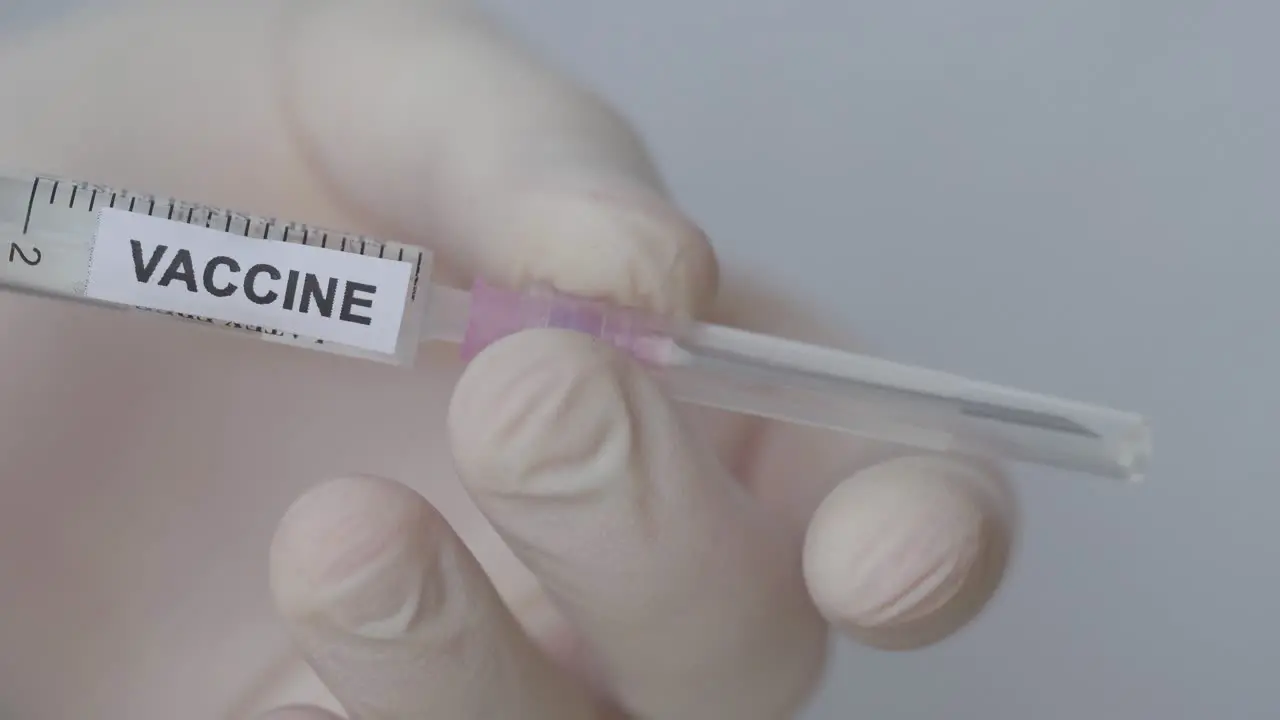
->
<box><xmin>28</xmin><ymin>174</ymin><xmax>422</xmax><ymax>272</ymax></box>
<box><xmin>14</xmin><ymin>173</ymin><xmax>428</xmax><ymax>356</ymax></box>
<box><xmin>412</xmin><ymin>253</ymin><xmax>422</xmax><ymax>301</ymax></box>
<box><xmin>21</xmin><ymin>178</ymin><xmax>37</xmax><ymax>234</ymax></box>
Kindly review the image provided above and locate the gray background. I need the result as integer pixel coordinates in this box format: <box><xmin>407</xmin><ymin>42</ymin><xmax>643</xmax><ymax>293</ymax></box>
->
<box><xmin>5</xmin><ymin>1</ymin><xmax>1278</xmax><ymax>718</ymax></box>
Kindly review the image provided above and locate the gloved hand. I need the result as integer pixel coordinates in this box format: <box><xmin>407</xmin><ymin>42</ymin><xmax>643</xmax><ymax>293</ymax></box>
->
<box><xmin>0</xmin><ymin>1</ymin><xmax>1015</xmax><ymax>718</ymax></box>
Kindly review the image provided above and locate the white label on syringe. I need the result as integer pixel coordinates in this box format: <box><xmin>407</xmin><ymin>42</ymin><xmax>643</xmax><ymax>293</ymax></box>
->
<box><xmin>84</xmin><ymin>208</ymin><xmax>413</xmax><ymax>354</ymax></box>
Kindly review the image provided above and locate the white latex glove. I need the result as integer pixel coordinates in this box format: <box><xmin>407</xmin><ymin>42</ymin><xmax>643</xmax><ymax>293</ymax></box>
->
<box><xmin>0</xmin><ymin>1</ymin><xmax>1016</xmax><ymax>718</ymax></box>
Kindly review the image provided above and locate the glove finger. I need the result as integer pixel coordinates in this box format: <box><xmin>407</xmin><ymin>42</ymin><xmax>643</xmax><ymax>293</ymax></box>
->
<box><xmin>803</xmin><ymin>456</ymin><xmax>1013</xmax><ymax>650</ymax></box>
<box><xmin>279</xmin><ymin>0</ymin><xmax>718</xmax><ymax>317</ymax></box>
<box><xmin>448</xmin><ymin>329</ymin><xmax>829</xmax><ymax>720</ymax></box>
<box><xmin>257</xmin><ymin>706</ymin><xmax>345</xmax><ymax>720</ymax></box>
<box><xmin>269</xmin><ymin>475</ymin><xmax>600</xmax><ymax>720</ymax></box>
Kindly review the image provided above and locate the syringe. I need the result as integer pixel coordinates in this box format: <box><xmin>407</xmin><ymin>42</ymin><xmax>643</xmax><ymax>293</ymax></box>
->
<box><xmin>0</xmin><ymin>170</ymin><xmax>1151</xmax><ymax>482</ymax></box>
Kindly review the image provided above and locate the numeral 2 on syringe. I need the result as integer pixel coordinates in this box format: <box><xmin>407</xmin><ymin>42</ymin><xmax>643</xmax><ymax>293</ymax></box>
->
<box><xmin>8</xmin><ymin>243</ymin><xmax>41</xmax><ymax>266</ymax></box>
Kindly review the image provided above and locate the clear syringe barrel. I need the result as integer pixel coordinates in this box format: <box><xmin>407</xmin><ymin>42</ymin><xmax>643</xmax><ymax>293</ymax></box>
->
<box><xmin>431</xmin><ymin>280</ymin><xmax>1150</xmax><ymax>483</ymax></box>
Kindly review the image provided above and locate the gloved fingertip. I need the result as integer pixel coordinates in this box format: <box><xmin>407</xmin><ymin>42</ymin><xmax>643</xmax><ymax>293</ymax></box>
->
<box><xmin>269</xmin><ymin>475</ymin><xmax>445</xmax><ymax>639</ymax></box>
<box><xmin>481</xmin><ymin>182</ymin><xmax>719</xmax><ymax>320</ymax></box>
<box><xmin>802</xmin><ymin>456</ymin><xmax>1013</xmax><ymax>650</ymax></box>
<box><xmin>448</xmin><ymin>328</ymin><xmax>641</xmax><ymax>502</ymax></box>
<box><xmin>268</xmin><ymin>474</ymin><xmax>600</xmax><ymax>719</ymax></box>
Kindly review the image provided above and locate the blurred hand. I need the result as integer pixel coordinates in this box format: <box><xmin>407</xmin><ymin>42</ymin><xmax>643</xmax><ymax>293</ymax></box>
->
<box><xmin>0</xmin><ymin>1</ymin><xmax>1015</xmax><ymax>718</ymax></box>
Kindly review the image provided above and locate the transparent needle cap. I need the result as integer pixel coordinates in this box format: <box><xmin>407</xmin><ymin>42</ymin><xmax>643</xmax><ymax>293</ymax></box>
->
<box><xmin>424</xmin><ymin>280</ymin><xmax>1151</xmax><ymax>483</ymax></box>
